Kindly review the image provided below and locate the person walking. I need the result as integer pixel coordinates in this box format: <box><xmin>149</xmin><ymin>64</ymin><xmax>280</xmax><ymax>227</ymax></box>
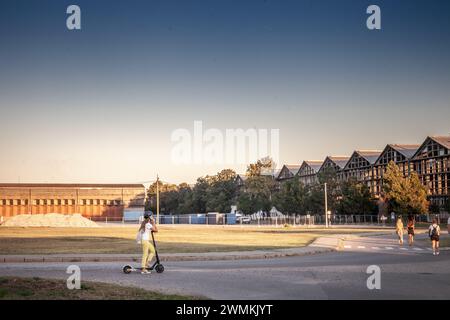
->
<box><xmin>428</xmin><ymin>219</ymin><xmax>440</xmax><ymax>256</ymax></box>
<box><xmin>447</xmin><ymin>216</ymin><xmax>450</xmax><ymax>234</ymax></box>
<box><xmin>406</xmin><ymin>215</ymin><xmax>415</xmax><ymax>246</ymax></box>
<box><xmin>139</xmin><ymin>213</ymin><xmax>158</xmax><ymax>274</ymax></box>
<box><xmin>396</xmin><ymin>216</ymin><xmax>404</xmax><ymax>245</ymax></box>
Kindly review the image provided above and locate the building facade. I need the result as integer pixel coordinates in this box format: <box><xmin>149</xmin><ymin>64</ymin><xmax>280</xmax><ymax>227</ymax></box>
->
<box><xmin>273</xmin><ymin>135</ymin><xmax>450</xmax><ymax>207</ymax></box>
<box><xmin>276</xmin><ymin>165</ymin><xmax>301</xmax><ymax>181</ymax></box>
<box><xmin>341</xmin><ymin>150</ymin><xmax>382</xmax><ymax>194</ymax></box>
<box><xmin>297</xmin><ymin>160</ymin><xmax>323</xmax><ymax>186</ymax></box>
<box><xmin>0</xmin><ymin>184</ymin><xmax>145</xmax><ymax>220</ymax></box>
<box><xmin>373</xmin><ymin>144</ymin><xmax>419</xmax><ymax>196</ymax></box>
<box><xmin>412</xmin><ymin>136</ymin><xmax>450</xmax><ymax>206</ymax></box>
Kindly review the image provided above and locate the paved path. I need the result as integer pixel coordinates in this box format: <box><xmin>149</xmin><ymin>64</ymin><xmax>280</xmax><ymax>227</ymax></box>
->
<box><xmin>341</xmin><ymin>233</ymin><xmax>443</xmax><ymax>255</ymax></box>
<box><xmin>0</xmin><ymin>234</ymin><xmax>448</xmax><ymax>299</ymax></box>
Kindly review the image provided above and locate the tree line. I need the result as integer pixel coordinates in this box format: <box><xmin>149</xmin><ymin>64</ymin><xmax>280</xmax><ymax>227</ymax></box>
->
<box><xmin>146</xmin><ymin>159</ymin><xmax>436</xmax><ymax>216</ymax></box>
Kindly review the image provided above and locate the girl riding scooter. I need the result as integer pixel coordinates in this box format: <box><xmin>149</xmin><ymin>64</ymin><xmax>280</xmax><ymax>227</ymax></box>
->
<box><xmin>139</xmin><ymin>214</ymin><xmax>158</xmax><ymax>274</ymax></box>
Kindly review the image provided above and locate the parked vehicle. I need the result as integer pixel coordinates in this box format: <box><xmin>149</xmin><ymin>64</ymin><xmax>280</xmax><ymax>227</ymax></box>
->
<box><xmin>236</xmin><ymin>213</ymin><xmax>251</xmax><ymax>224</ymax></box>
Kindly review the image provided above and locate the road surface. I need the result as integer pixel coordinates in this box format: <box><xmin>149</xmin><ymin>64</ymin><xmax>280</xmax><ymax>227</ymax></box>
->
<box><xmin>0</xmin><ymin>235</ymin><xmax>449</xmax><ymax>299</ymax></box>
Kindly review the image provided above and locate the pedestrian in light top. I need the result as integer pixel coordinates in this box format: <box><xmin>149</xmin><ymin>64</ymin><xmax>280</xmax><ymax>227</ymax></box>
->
<box><xmin>396</xmin><ymin>216</ymin><xmax>404</xmax><ymax>245</ymax></box>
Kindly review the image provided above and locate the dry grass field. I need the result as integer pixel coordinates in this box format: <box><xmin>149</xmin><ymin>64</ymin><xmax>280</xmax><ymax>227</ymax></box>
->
<box><xmin>0</xmin><ymin>225</ymin><xmax>392</xmax><ymax>255</ymax></box>
<box><xmin>0</xmin><ymin>277</ymin><xmax>198</xmax><ymax>300</ymax></box>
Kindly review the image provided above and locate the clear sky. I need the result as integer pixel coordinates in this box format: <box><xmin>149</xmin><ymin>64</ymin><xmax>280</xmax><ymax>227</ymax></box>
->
<box><xmin>1</xmin><ymin>0</ymin><xmax>449</xmax><ymax>184</ymax></box>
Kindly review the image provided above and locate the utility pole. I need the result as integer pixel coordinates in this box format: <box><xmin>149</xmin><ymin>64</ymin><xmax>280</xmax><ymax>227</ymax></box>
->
<box><xmin>156</xmin><ymin>175</ymin><xmax>160</xmax><ymax>224</ymax></box>
<box><xmin>324</xmin><ymin>182</ymin><xmax>328</xmax><ymax>228</ymax></box>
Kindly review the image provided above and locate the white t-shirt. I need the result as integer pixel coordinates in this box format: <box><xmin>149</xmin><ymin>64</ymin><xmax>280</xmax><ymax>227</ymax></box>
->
<box><xmin>429</xmin><ymin>224</ymin><xmax>440</xmax><ymax>236</ymax></box>
<box><xmin>141</xmin><ymin>222</ymin><xmax>154</xmax><ymax>241</ymax></box>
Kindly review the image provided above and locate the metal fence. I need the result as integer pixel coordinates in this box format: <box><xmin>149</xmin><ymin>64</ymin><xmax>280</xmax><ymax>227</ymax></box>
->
<box><xmin>88</xmin><ymin>213</ymin><xmax>448</xmax><ymax>226</ymax></box>
<box><xmin>88</xmin><ymin>214</ymin><xmax>384</xmax><ymax>226</ymax></box>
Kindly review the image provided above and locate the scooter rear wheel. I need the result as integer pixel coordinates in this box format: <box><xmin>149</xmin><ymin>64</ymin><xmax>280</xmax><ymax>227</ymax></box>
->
<box><xmin>155</xmin><ymin>264</ymin><xmax>164</xmax><ymax>273</ymax></box>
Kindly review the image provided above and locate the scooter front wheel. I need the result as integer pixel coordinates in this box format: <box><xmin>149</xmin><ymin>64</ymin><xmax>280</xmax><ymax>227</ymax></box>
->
<box><xmin>155</xmin><ymin>264</ymin><xmax>164</xmax><ymax>273</ymax></box>
<box><xmin>122</xmin><ymin>265</ymin><xmax>132</xmax><ymax>274</ymax></box>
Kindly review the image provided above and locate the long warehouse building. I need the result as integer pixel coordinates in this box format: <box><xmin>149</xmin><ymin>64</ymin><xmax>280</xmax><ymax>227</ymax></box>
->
<box><xmin>0</xmin><ymin>184</ymin><xmax>145</xmax><ymax>220</ymax></box>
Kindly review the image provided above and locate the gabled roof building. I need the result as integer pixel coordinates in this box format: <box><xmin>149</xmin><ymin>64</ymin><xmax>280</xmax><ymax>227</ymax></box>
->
<box><xmin>276</xmin><ymin>165</ymin><xmax>301</xmax><ymax>181</ymax></box>
<box><xmin>341</xmin><ymin>150</ymin><xmax>382</xmax><ymax>193</ymax></box>
<box><xmin>411</xmin><ymin>136</ymin><xmax>450</xmax><ymax>206</ymax></box>
<box><xmin>297</xmin><ymin>160</ymin><xmax>323</xmax><ymax>186</ymax></box>
<box><xmin>373</xmin><ymin>144</ymin><xmax>420</xmax><ymax>195</ymax></box>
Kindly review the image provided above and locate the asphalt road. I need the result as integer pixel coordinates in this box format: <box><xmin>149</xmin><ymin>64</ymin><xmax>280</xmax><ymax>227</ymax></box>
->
<box><xmin>0</xmin><ymin>235</ymin><xmax>449</xmax><ymax>299</ymax></box>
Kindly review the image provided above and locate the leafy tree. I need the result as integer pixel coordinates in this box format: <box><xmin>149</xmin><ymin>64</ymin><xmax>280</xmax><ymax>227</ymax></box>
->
<box><xmin>383</xmin><ymin>161</ymin><xmax>429</xmax><ymax>215</ymax></box>
<box><xmin>335</xmin><ymin>179</ymin><xmax>377</xmax><ymax>215</ymax></box>
<box><xmin>407</xmin><ymin>172</ymin><xmax>429</xmax><ymax>214</ymax></box>
<box><xmin>176</xmin><ymin>183</ymin><xmax>194</xmax><ymax>214</ymax></box>
<box><xmin>237</xmin><ymin>175</ymin><xmax>274</xmax><ymax>214</ymax></box>
<box><xmin>192</xmin><ymin>177</ymin><xmax>209</xmax><ymax>213</ymax></box>
<box><xmin>204</xmin><ymin>169</ymin><xmax>237</xmax><ymax>212</ymax></box>
<box><xmin>272</xmin><ymin>179</ymin><xmax>307</xmax><ymax>214</ymax></box>
<box><xmin>316</xmin><ymin>167</ymin><xmax>340</xmax><ymax>213</ymax></box>
<box><xmin>246</xmin><ymin>157</ymin><xmax>276</xmax><ymax>177</ymax></box>
<box><xmin>303</xmin><ymin>184</ymin><xmax>325</xmax><ymax>214</ymax></box>
<box><xmin>145</xmin><ymin>181</ymin><xmax>177</xmax><ymax>212</ymax></box>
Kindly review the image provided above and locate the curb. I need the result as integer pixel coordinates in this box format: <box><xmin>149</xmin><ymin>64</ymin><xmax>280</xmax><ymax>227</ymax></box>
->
<box><xmin>0</xmin><ymin>248</ymin><xmax>337</xmax><ymax>264</ymax></box>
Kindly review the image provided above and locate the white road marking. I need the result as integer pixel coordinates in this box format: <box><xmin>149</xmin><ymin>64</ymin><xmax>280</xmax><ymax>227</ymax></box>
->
<box><xmin>357</xmin><ymin>246</ymin><xmax>365</xmax><ymax>249</ymax></box>
<box><xmin>344</xmin><ymin>245</ymin><xmax>352</xmax><ymax>249</ymax></box>
<box><xmin>385</xmin><ymin>247</ymin><xmax>393</xmax><ymax>250</ymax></box>
<box><xmin>400</xmin><ymin>247</ymin><xmax>408</xmax><ymax>251</ymax></box>
<box><xmin>371</xmin><ymin>247</ymin><xmax>380</xmax><ymax>250</ymax></box>
<box><xmin>413</xmin><ymin>248</ymin><xmax>423</xmax><ymax>251</ymax></box>
<box><xmin>426</xmin><ymin>248</ymin><xmax>432</xmax><ymax>251</ymax></box>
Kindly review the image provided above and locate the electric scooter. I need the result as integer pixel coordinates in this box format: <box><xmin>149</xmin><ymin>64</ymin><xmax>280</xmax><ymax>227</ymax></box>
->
<box><xmin>122</xmin><ymin>231</ymin><xmax>164</xmax><ymax>274</ymax></box>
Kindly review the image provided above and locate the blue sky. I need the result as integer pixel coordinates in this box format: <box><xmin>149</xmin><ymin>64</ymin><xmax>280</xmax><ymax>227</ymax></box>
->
<box><xmin>0</xmin><ymin>0</ymin><xmax>449</xmax><ymax>184</ymax></box>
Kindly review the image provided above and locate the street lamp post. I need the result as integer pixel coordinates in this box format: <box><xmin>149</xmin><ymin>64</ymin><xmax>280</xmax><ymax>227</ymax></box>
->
<box><xmin>324</xmin><ymin>182</ymin><xmax>328</xmax><ymax>228</ymax></box>
<box><xmin>156</xmin><ymin>175</ymin><xmax>160</xmax><ymax>224</ymax></box>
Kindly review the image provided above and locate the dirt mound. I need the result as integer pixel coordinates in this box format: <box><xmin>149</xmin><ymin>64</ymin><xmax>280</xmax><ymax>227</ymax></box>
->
<box><xmin>3</xmin><ymin>213</ymin><xmax>99</xmax><ymax>228</ymax></box>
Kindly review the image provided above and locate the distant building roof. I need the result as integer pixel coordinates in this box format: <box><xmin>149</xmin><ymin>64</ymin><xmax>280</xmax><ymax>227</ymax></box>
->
<box><xmin>284</xmin><ymin>165</ymin><xmax>301</xmax><ymax>175</ymax></box>
<box><xmin>430</xmin><ymin>135</ymin><xmax>450</xmax><ymax>149</ymax></box>
<box><xmin>355</xmin><ymin>150</ymin><xmax>383</xmax><ymax>165</ymax></box>
<box><xmin>326</xmin><ymin>156</ymin><xmax>350</xmax><ymax>169</ymax></box>
<box><xmin>303</xmin><ymin>160</ymin><xmax>324</xmax><ymax>173</ymax></box>
<box><xmin>388</xmin><ymin>144</ymin><xmax>420</xmax><ymax>159</ymax></box>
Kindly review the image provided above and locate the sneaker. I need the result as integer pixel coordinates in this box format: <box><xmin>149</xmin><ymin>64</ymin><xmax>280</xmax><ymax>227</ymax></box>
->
<box><xmin>436</xmin><ymin>251</ymin><xmax>440</xmax><ymax>255</ymax></box>
<box><xmin>432</xmin><ymin>252</ymin><xmax>436</xmax><ymax>256</ymax></box>
<box><xmin>141</xmin><ymin>269</ymin><xmax>151</xmax><ymax>274</ymax></box>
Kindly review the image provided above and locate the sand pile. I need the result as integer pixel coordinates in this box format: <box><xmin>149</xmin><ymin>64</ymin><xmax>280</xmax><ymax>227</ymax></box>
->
<box><xmin>3</xmin><ymin>213</ymin><xmax>99</xmax><ymax>228</ymax></box>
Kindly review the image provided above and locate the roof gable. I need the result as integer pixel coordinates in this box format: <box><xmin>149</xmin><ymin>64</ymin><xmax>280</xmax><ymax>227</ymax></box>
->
<box><xmin>344</xmin><ymin>150</ymin><xmax>381</xmax><ymax>170</ymax></box>
<box><xmin>319</xmin><ymin>156</ymin><xmax>350</xmax><ymax>172</ymax></box>
<box><xmin>277</xmin><ymin>165</ymin><xmax>299</xmax><ymax>180</ymax></box>
<box><xmin>298</xmin><ymin>160</ymin><xmax>323</xmax><ymax>176</ymax></box>
<box><xmin>375</xmin><ymin>145</ymin><xmax>401</xmax><ymax>165</ymax></box>
<box><xmin>413</xmin><ymin>136</ymin><xmax>450</xmax><ymax>160</ymax></box>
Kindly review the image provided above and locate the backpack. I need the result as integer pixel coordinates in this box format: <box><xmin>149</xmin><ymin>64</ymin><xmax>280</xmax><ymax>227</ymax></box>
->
<box><xmin>136</xmin><ymin>230</ymin><xmax>143</xmax><ymax>244</ymax></box>
<box><xmin>430</xmin><ymin>226</ymin><xmax>438</xmax><ymax>238</ymax></box>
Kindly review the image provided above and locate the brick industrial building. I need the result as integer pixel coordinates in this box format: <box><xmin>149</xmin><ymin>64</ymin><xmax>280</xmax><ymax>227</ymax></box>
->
<box><xmin>0</xmin><ymin>184</ymin><xmax>145</xmax><ymax>220</ymax></box>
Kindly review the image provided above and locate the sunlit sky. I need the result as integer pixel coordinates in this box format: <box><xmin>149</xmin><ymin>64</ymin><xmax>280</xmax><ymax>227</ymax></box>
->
<box><xmin>1</xmin><ymin>0</ymin><xmax>449</xmax><ymax>184</ymax></box>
